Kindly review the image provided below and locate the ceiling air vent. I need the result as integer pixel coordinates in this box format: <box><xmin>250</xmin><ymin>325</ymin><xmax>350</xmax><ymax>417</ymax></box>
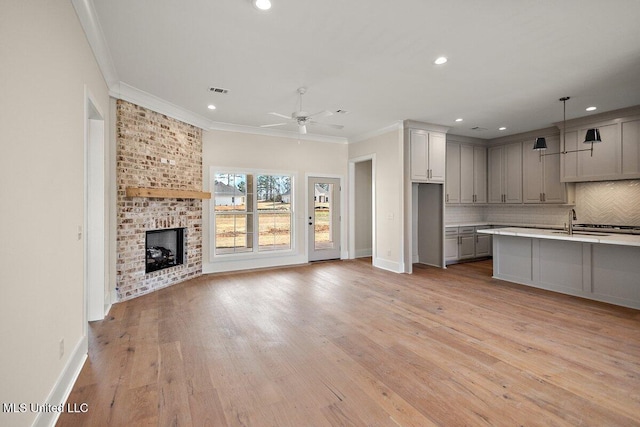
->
<box><xmin>471</xmin><ymin>126</ymin><xmax>488</xmax><ymax>131</ymax></box>
<box><xmin>208</xmin><ymin>87</ymin><xmax>229</xmax><ymax>94</ymax></box>
<box><xmin>336</xmin><ymin>109</ymin><xmax>349</xmax><ymax>114</ymax></box>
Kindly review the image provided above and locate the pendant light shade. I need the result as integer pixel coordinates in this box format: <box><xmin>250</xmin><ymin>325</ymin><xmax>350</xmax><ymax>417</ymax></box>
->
<box><xmin>533</xmin><ymin>137</ymin><xmax>547</xmax><ymax>150</ymax></box>
<box><xmin>584</xmin><ymin>128</ymin><xmax>601</xmax><ymax>144</ymax></box>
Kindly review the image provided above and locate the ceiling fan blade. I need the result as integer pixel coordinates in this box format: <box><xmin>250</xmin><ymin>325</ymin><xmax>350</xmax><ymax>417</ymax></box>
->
<box><xmin>260</xmin><ymin>123</ymin><xmax>288</xmax><ymax>128</ymax></box>
<box><xmin>306</xmin><ymin>110</ymin><xmax>333</xmax><ymax>119</ymax></box>
<box><xmin>307</xmin><ymin>121</ymin><xmax>344</xmax><ymax>130</ymax></box>
<box><xmin>269</xmin><ymin>112</ymin><xmax>292</xmax><ymax>120</ymax></box>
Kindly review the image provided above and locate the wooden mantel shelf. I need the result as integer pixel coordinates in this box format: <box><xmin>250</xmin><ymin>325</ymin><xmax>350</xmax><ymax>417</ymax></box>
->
<box><xmin>126</xmin><ymin>187</ymin><xmax>211</xmax><ymax>199</ymax></box>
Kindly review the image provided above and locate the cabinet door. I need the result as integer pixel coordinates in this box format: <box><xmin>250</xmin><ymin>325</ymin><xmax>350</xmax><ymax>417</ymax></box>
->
<box><xmin>561</xmin><ymin>130</ymin><xmax>579</xmax><ymax>181</ymax></box>
<box><xmin>410</xmin><ymin>130</ymin><xmax>428</xmax><ymax>181</ymax></box>
<box><xmin>504</xmin><ymin>142</ymin><xmax>523</xmax><ymax>203</ymax></box>
<box><xmin>475</xmin><ymin>234</ymin><xmax>492</xmax><ymax>257</ymax></box>
<box><xmin>473</xmin><ymin>146</ymin><xmax>487</xmax><ymax>203</ymax></box>
<box><xmin>622</xmin><ymin>119</ymin><xmax>640</xmax><ymax>177</ymax></box>
<box><xmin>578</xmin><ymin>123</ymin><xmax>620</xmax><ymax>179</ymax></box>
<box><xmin>488</xmin><ymin>146</ymin><xmax>504</xmax><ymax>203</ymax></box>
<box><xmin>542</xmin><ymin>135</ymin><xmax>565</xmax><ymax>203</ymax></box>
<box><xmin>428</xmin><ymin>132</ymin><xmax>446</xmax><ymax>182</ymax></box>
<box><xmin>445</xmin><ymin>236</ymin><xmax>459</xmax><ymax>262</ymax></box>
<box><xmin>446</xmin><ymin>142</ymin><xmax>461</xmax><ymax>203</ymax></box>
<box><xmin>459</xmin><ymin>235</ymin><xmax>475</xmax><ymax>259</ymax></box>
<box><xmin>460</xmin><ymin>144</ymin><xmax>474</xmax><ymax>203</ymax></box>
<box><xmin>523</xmin><ymin>139</ymin><xmax>544</xmax><ymax>203</ymax></box>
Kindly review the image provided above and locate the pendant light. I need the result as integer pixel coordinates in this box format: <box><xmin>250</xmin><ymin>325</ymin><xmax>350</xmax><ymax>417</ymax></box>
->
<box><xmin>534</xmin><ymin>96</ymin><xmax>601</xmax><ymax>158</ymax></box>
<box><xmin>584</xmin><ymin>128</ymin><xmax>602</xmax><ymax>143</ymax></box>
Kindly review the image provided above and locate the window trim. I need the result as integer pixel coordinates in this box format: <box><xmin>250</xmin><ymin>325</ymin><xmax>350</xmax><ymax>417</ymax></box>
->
<box><xmin>210</xmin><ymin>167</ymin><xmax>295</xmax><ymax>261</ymax></box>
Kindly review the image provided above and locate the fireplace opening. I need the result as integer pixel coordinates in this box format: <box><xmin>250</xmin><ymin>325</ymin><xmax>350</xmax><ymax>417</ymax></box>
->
<box><xmin>146</xmin><ymin>228</ymin><xmax>185</xmax><ymax>274</ymax></box>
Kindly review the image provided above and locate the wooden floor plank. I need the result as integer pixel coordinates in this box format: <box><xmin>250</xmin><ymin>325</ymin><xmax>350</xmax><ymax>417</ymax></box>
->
<box><xmin>58</xmin><ymin>259</ymin><xmax>640</xmax><ymax>426</ymax></box>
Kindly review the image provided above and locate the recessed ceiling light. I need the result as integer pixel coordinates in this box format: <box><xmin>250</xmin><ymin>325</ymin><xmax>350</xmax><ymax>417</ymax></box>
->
<box><xmin>254</xmin><ymin>0</ymin><xmax>271</xmax><ymax>10</ymax></box>
<box><xmin>455</xmin><ymin>118</ymin><xmax>463</xmax><ymax>122</ymax></box>
<box><xmin>586</xmin><ymin>106</ymin><xmax>597</xmax><ymax>111</ymax></box>
<box><xmin>434</xmin><ymin>56</ymin><xmax>448</xmax><ymax>65</ymax></box>
<box><xmin>499</xmin><ymin>127</ymin><xmax>506</xmax><ymax>131</ymax></box>
<box><xmin>207</xmin><ymin>104</ymin><xmax>216</xmax><ymax>110</ymax></box>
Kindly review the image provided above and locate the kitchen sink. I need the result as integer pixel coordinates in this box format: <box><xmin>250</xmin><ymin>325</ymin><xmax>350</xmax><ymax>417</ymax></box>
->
<box><xmin>552</xmin><ymin>231</ymin><xmax>610</xmax><ymax>236</ymax></box>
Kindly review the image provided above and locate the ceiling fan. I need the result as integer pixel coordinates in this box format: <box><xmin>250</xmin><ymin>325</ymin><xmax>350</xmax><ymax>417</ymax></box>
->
<box><xmin>260</xmin><ymin>87</ymin><xmax>344</xmax><ymax>134</ymax></box>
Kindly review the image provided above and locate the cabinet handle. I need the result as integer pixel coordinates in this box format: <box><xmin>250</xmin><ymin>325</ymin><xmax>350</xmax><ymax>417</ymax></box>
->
<box><xmin>446</xmin><ymin>194</ymin><xmax>449</xmax><ymax>202</ymax></box>
<box><xmin>540</xmin><ymin>193</ymin><xmax>543</xmax><ymax>202</ymax></box>
<box><xmin>543</xmin><ymin>193</ymin><xmax>546</xmax><ymax>202</ymax></box>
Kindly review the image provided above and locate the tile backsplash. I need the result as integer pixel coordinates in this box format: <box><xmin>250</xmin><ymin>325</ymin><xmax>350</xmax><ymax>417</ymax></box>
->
<box><xmin>446</xmin><ymin>180</ymin><xmax>640</xmax><ymax>227</ymax></box>
<box><xmin>575</xmin><ymin>180</ymin><xmax>640</xmax><ymax>226</ymax></box>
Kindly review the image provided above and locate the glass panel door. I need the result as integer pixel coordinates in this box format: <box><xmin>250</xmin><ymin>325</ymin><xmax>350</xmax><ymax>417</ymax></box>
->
<box><xmin>308</xmin><ymin>177</ymin><xmax>340</xmax><ymax>261</ymax></box>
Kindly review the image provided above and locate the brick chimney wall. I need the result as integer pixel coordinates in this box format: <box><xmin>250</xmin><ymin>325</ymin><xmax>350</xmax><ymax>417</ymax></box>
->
<box><xmin>116</xmin><ymin>100</ymin><xmax>203</xmax><ymax>300</ymax></box>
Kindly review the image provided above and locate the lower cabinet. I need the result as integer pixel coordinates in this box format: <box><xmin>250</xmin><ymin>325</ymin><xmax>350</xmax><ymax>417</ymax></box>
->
<box><xmin>475</xmin><ymin>234</ymin><xmax>492</xmax><ymax>257</ymax></box>
<box><xmin>445</xmin><ymin>225</ymin><xmax>492</xmax><ymax>265</ymax></box>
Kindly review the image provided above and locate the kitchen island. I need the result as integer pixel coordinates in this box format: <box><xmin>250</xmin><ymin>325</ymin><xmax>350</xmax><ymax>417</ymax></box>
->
<box><xmin>478</xmin><ymin>227</ymin><xmax>640</xmax><ymax>309</ymax></box>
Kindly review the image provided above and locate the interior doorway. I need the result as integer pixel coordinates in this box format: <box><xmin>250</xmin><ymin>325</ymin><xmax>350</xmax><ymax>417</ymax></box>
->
<box><xmin>85</xmin><ymin>91</ymin><xmax>107</xmax><ymax>322</ymax></box>
<box><xmin>349</xmin><ymin>155</ymin><xmax>375</xmax><ymax>263</ymax></box>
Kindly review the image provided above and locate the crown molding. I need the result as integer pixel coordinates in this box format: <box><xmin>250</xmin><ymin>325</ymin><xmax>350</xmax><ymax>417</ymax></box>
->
<box><xmin>350</xmin><ymin>121</ymin><xmax>403</xmax><ymax>143</ymax></box>
<box><xmin>403</xmin><ymin>120</ymin><xmax>450</xmax><ymax>134</ymax></box>
<box><xmin>487</xmin><ymin>126</ymin><xmax>559</xmax><ymax>146</ymax></box>
<box><xmin>554</xmin><ymin>105</ymin><xmax>640</xmax><ymax>130</ymax></box>
<box><xmin>111</xmin><ymin>82</ymin><xmax>213</xmax><ymax>129</ymax></box>
<box><xmin>71</xmin><ymin>0</ymin><xmax>119</xmax><ymax>89</ymax></box>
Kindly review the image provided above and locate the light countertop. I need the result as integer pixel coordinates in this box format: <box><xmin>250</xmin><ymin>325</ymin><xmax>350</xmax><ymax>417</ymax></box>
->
<box><xmin>478</xmin><ymin>227</ymin><xmax>640</xmax><ymax>247</ymax></box>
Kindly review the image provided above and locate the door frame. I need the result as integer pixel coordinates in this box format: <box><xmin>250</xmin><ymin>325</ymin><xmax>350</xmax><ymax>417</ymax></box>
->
<box><xmin>305</xmin><ymin>173</ymin><xmax>346</xmax><ymax>262</ymax></box>
<box><xmin>84</xmin><ymin>87</ymin><xmax>108</xmax><ymax>324</ymax></box>
<box><xmin>348</xmin><ymin>154</ymin><xmax>376</xmax><ymax>261</ymax></box>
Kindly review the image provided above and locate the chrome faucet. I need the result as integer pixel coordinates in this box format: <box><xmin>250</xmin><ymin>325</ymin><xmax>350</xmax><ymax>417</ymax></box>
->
<box><xmin>568</xmin><ymin>209</ymin><xmax>577</xmax><ymax>235</ymax></box>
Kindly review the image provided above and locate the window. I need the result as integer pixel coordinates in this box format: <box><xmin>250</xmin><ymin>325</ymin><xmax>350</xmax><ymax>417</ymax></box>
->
<box><xmin>213</xmin><ymin>172</ymin><xmax>292</xmax><ymax>255</ymax></box>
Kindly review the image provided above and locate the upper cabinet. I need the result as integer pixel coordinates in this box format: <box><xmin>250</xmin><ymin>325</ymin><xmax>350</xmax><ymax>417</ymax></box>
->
<box><xmin>622</xmin><ymin>118</ymin><xmax>640</xmax><ymax>177</ymax></box>
<box><xmin>488</xmin><ymin>142</ymin><xmax>522</xmax><ymax>204</ymax></box>
<box><xmin>446</xmin><ymin>142</ymin><xmax>486</xmax><ymax>204</ymax></box>
<box><xmin>523</xmin><ymin>135</ymin><xmax>567</xmax><ymax>203</ymax></box>
<box><xmin>409</xmin><ymin>128</ymin><xmax>446</xmax><ymax>183</ymax></box>
<box><xmin>445</xmin><ymin>142</ymin><xmax>461</xmax><ymax>203</ymax></box>
<box><xmin>561</xmin><ymin>108</ymin><xmax>640</xmax><ymax>182</ymax></box>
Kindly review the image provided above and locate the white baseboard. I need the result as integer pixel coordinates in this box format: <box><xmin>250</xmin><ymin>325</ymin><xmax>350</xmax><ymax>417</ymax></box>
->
<box><xmin>355</xmin><ymin>248</ymin><xmax>372</xmax><ymax>258</ymax></box>
<box><xmin>373</xmin><ymin>257</ymin><xmax>403</xmax><ymax>273</ymax></box>
<box><xmin>32</xmin><ymin>335</ymin><xmax>88</xmax><ymax>427</ymax></box>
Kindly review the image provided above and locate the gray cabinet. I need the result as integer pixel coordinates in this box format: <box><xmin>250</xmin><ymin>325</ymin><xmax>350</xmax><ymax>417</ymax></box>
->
<box><xmin>445</xmin><ymin>143</ymin><xmax>461</xmax><ymax>203</ymax></box>
<box><xmin>446</xmin><ymin>143</ymin><xmax>486</xmax><ymax>204</ymax></box>
<box><xmin>560</xmin><ymin>110</ymin><xmax>640</xmax><ymax>182</ymax></box>
<box><xmin>489</xmin><ymin>142</ymin><xmax>522</xmax><ymax>204</ymax></box>
<box><xmin>523</xmin><ymin>135</ymin><xmax>567</xmax><ymax>203</ymax></box>
<box><xmin>410</xmin><ymin>129</ymin><xmax>446</xmax><ymax>182</ymax></box>
<box><xmin>445</xmin><ymin>225</ymin><xmax>492</xmax><ymax>264</ymax></box>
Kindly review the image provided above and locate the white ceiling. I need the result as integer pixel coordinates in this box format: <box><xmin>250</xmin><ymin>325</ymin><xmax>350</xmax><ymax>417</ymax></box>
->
<box><xmin>86</xmin><ymin>0</ymin><xmax>640</xmax><ymax>141</ymax></box>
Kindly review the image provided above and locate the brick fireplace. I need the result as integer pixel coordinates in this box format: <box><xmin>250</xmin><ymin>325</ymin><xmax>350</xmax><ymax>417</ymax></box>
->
<box><xmin>116</xmin><ymin>100</ymin><xmax>204</xmax><ymax>300</ymax></box>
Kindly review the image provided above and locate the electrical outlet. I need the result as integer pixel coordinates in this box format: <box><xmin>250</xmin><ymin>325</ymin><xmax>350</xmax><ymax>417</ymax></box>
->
<box><xmin>169</xmin><ymin>159</ymin><xmax>176</xmax><ymax>165</ymax></box>
<box><xmin>59</xmin><ymin>338</ymin><xmax>64</xmax><ymax>359</ymax></box>
<box><xmin>161</xmin><ymin>157</ymin><xmax>168</xmax><ymax>164</ymax></box>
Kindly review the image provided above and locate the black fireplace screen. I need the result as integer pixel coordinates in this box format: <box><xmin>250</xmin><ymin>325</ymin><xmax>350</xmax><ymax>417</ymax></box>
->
<box><xmin>145</xmin><ymin>228</ymin><xmax>185</xmax><ymax>273</ymax></box>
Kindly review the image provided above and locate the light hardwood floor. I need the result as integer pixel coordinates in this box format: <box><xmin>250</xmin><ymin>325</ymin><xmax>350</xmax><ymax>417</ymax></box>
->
<box><xmin>58</xmin><ymin>259</ymin><xmax>640</xmax><ymax>426</ymax></box>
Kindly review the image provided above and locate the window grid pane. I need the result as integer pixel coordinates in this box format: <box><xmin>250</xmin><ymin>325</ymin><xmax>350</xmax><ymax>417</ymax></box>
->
<box><xmin>214</xmin><ymin>172</ymin><xmax>291</xmax><ymax>255</ymax></box>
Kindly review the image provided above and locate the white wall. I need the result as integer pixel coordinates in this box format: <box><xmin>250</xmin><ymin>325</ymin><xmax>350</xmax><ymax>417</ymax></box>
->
<box><xmin>0</xmin><ymin>1</ymin><xmax>109</xmax><ymax>426</ymax></box>
<box><xmin>202</xmin><ymin>130</ymin><xmax>348</xmax><ymax>273</ymax></box>
<box><xmin>349</xmin><ymin>129</ymin><xmax>404</xmax><ymax>272</ymax></box>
